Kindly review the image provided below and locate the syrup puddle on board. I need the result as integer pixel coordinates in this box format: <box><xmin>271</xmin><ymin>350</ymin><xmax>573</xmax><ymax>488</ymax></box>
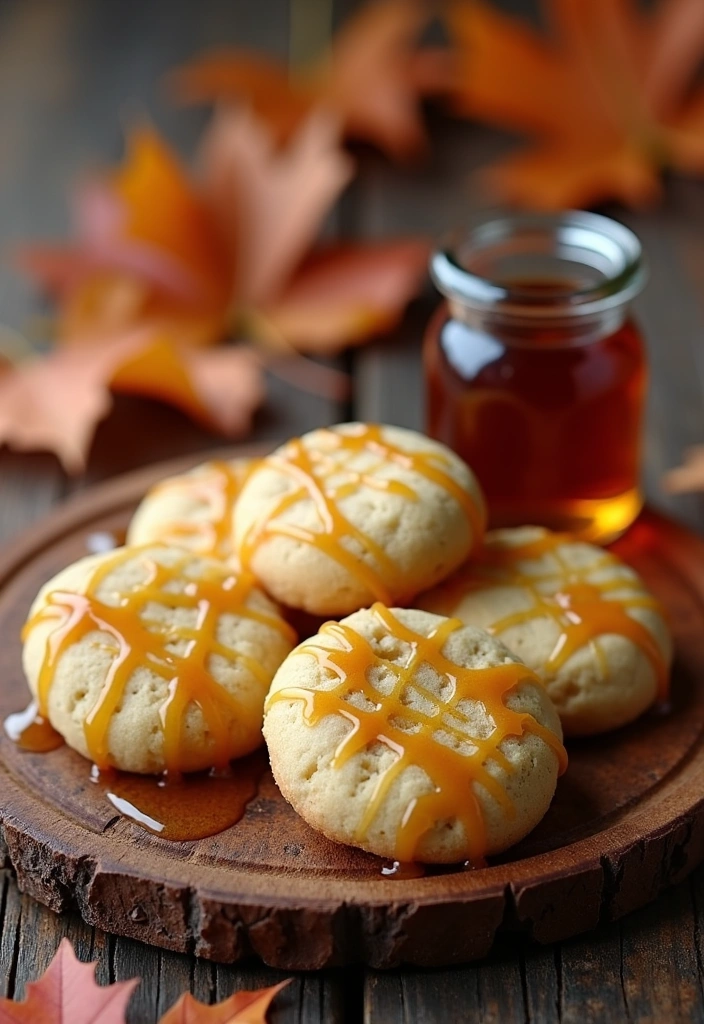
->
<box><xmin>4</xmin><ymin>701</ymin><xmax>267</xmax><ymax>842</ymax></box>
<box><xmin>89</xmin><ymin>750</ymin><xmax>268</xmax><ymax>841</ymax></box>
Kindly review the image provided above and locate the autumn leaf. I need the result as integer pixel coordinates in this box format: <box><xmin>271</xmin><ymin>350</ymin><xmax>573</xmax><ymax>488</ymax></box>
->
<box><xmin>19</xmin><ymin>110</ymin><xmax>429</xmax><ymax>357</ymax></box>
<box><xmin>0</xmin><ymin>332</ymin><xmax>263</xmax><ymax>473</ymax></box>
<box><xmin>169</xmin><ymin>0</ymin><xmax>445</xmax><ymax>160</ymax></box>
<box><xmin>14</xmin><ymin>105</ymin><xmax>427</xmax><ymax>466</ymax></box>
<box><xmin>18</xmin><ymin>126</ymin><xmax>236</xmax><ymax>348</ymax></box>
<box><xmin>0</xmin><ymin>938</ymin><xmax>137</xmax><ymax>1023</ymax></box>
<box><xmin>199</xmin><ymin>108</ymin><xmax>353</xmax><ymax>307</ymax></box>
<box><xmin>260</xmin><ymin>240</ymin><xmax>432</xmax><ymax>354</ymax></box>
<box><xmin>447</xmin><ymin>0</ymin><xmax>704</xmax><ymax>209</ymax></box>
<box><xmin>159</xmin><ymin>980</ymin><xmax>289</xmax><ymax>1024</ymax></box>
<box><xmin>0</xmin><ymin>940</ymin><xmax>289</xmax><ymax>1024</ymax></box>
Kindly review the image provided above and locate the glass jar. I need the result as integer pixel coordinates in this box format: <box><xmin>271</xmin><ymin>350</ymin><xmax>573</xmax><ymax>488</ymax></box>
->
<box><xmin>424</xmin><ymin>211</ymin><xmax>648</xmax><ymax>543</ymax></box>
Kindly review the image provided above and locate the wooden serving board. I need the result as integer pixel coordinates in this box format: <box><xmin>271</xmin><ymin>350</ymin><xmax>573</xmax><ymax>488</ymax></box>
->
<box><xmin>1</xmin><ymin>448</ymin><xmax>704</xmax><ymax>970</ymax></box>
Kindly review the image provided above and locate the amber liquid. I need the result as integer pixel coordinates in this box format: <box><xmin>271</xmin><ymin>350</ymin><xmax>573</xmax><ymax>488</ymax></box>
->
<box><xmin>425</xmin><ymin>300</ymin><xmax>647</xmax><ymax>542</ymax></box>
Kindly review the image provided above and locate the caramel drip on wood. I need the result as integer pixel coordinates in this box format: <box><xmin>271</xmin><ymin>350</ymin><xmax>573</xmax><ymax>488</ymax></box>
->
<box><xmin>240</xmin><ymin>425</ymin><xmax>485</xmax><ymax>602</ymax></box>
<box><xmin>22</xmin><ymin>548</ymin><xmax>296</xmax><ymax>772</ymax></box>
<box><xmin>92</xmin><ymin>751</ymin><xmax>267</xmax><ymax>841</ymax></box>
<box><xmin>148</xmin><ymin>460</ymin><xmax>253</xmax><ymax>556</ymax></box>
<box><xmin>267</xmin><ymin>604</ymin><xmax>566</xmax><ymax>864</ymax></box>
<box><xmin>471</xmin><ymin>533</ymin><xmax>669</xmax><ymax>698</ymax></box>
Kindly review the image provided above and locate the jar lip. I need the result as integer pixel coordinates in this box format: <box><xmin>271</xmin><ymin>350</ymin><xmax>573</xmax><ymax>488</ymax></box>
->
<box><xmin>430</xmin><ymin>210</ymin><xmax>647</xmax><ymax>320</ymax></box>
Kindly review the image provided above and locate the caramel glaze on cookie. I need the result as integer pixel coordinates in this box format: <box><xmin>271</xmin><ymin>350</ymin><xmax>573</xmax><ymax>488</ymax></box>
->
<box><xmin>23</xmin><ymin>546</ymin><xmax>295</xmax><ymax>773</ymax></box>
<box><xmin>266</xmin><ymin>604</ymin><xmax>566</xmax><ymax>864</ymax></box>
<box><xmin>236</xmin><ymin>424</ymin><xmax>486</xmax><ymax>615</ymax></box>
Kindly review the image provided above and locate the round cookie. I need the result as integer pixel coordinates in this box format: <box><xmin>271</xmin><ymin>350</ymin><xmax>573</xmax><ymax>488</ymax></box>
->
<box><xmin>127</xmin><ymin>458</ymin><xmax>255</xmax><ymax>560</ymax></box>
<box><xmin>22</xmin><ymin>544</ymin><xmax>296</xmax><ymax>774</ymax></box>
<box><xmin>418</xmin><ymin>526</ymin><xmax>672</xmax><ymax>737</ymax></box>
<box><xmin>233</xmin><ymin>423</ymin><xmax>486</xmax><ymax>616</ymax></box>
<box><xmin>264</xmin><ymin>604</ymin><xmax>565</xmax><ymax>863</ymax></box>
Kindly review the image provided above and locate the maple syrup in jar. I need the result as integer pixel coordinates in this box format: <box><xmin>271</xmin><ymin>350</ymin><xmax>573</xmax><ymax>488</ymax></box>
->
<box><xmin>425</xmin><ymin>212</ymin><xmax>648</xmax><ymax>542</ymax></box>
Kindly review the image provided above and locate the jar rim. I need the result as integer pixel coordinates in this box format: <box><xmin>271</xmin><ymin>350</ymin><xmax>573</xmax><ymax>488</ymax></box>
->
<box><xmin>430</xmin><ymin>210</ymin><xmax>646</xmax><ymax>321</ymax></box>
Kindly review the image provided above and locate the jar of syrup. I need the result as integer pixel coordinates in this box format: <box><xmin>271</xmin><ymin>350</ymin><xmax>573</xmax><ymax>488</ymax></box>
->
<box><xmin>425</xmin><ymin>211</ymin><xmax>647</xmax><ymax>543</ymax></box>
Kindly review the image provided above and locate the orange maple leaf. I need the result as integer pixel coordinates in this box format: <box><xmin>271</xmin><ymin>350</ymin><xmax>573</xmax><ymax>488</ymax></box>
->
<box><xmin>0</xmin><ymin>938</ymin><xmax>137</xmax><ymax>1023</ymax></box>
<box><xmin>169</xmin><ymin>0</ymin><xmax>445</xmax><ymax>160</ymax></box>
<box><xmin>448</xmin><ymin>0</ymin><xmax>704</xmax><ymax>209</ymax></box>
<box><xmin>19</xmin><ymin>111</ymin><xmax>429</xmax><ymax>356</ymax></box>
<box><xmin>159</xmin><ymin>980</ymin><xmax>290</xmax><ymax>1023</ymax></box>
<box><xmin>0</xmin><ymin>940</ymin><xmax>288</xmax><ymax>1024</ymax></box>
<box><xmin>0</xmin><ymin>331</ymin><xmax>263</xmax><ymax>473</ymax></box>
<box><xmin>261</xmin><ymin>240</ymin><xmax>432</xmax><ymax>354</ymax></box>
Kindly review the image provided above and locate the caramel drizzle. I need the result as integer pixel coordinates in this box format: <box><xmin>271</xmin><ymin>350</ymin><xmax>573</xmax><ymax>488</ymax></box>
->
<box><xmin>468</xmin><ymin>532</ymin><xmax>669</xmax><ymax>698</ymax></box>
<box><xmin>147</xmin><ymin>460</ymin><xmax>253</xmax><ymax>557</ymax></box>
<box><xmin>267</xmin><ymin>604</ymin><xmax>566</xmax><ymax>863</ymax></box>
<box><xmin>240</xmin><ymin>425</ymin><xmax>485</xmax><ymax>603</ymax></box>
<box><xmin>22</xmin><ymin>547</ymin><xmax>296</xmax><ymax>772</ymax></box>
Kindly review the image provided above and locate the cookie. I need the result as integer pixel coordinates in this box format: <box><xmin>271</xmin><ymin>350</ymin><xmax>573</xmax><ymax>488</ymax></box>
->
<box><xmin>127</xmin><ymin>458</ymin><xmax>255</xmax><ymax>560</ymax></box>
<box><xmin>419</xmin><ymin>526</ymin><xmax>672</xmax><ymax>736</ymax></box>
<box><xmin>264</xmin><ymin>604</ymin><xmax>565</xmax><ymax>863</ymax></box>
<box><xmin>22</xmin><ymin>544</ymin><xmax>296</xmax><ymax>774</ymax></box>
<box><xmin>233</xmin><ymin>423</ymin><xmax>486</xmax><ymax>616</ymax></box>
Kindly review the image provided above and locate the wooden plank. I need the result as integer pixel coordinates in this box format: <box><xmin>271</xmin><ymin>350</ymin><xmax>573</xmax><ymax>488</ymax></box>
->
<box><xmin>110</xmin><ymin>938</ymin><xmax>217</xmax><ymax>1024</ymax></box>
<box><xmin>475</xmin><ymin>955</ymin><xmax>527</xmax><ymax>1022</ymax></box>
<box><xmin>9</xmin><ymin>889</ymin><xmax>95</xmax><ymax>1000</ymax></box>
<box><xmin>364</xmin><ymin>973</ymin><xmax>406</xmax><ymax>1023</ymax></box>
<box><xmin>557</xmin><ymin>927</ymin><xmax>630</xmax><ymax>1023</ymax></box>
<box><xmin>0</xmin><ymin>872</ymin><xmax>21</xmax><ymax>999</ymax></box>
<box><xmin>619</xmin><ymin>878</ymin><xmax>704</xmax><ymax>1023</ymax></box>
<box><xmin>216</xmin><ymin>964</ymin><xmax>351</xmax><ymax>1024</ymax></box>
<box><xmin>364</xmin><ymin>955</ymin><xmax>528</xmax><ymax>1024</ymax></box>
<box><xmin>522</xmin><ymin>945</ymin><xmax>560</xmax><ymax>1024</ymax></box>
<box><xmin>110</xmin><ymin>938</ymin><xmax>162</xmax><ymax>1023</ymax></box>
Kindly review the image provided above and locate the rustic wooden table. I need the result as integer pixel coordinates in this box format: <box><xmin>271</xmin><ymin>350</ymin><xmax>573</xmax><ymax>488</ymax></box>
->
<box><xmin>2</xmin><ymin>0</ymin><xmax>704</xmax><ymax>1020</ymax></box>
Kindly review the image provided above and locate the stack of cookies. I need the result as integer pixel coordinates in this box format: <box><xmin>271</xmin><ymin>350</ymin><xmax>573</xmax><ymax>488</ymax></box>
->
<box><xmin>21</xmin><ymin>423</ymin><xmax>672</xmax><ymax>865</ymax></box>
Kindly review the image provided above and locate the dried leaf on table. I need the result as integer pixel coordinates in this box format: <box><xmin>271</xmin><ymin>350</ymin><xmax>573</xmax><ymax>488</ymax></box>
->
<box><xmin>169</xmin><ymin>0</ymin><xmax>446</xmax><ymax>160</ymax></box>
<box><xmin>662</xmin><ymin>445</ymin><xmax>704</xmax><ymax>493</ymax></box>
<box><xmin>0</xmin><ymin>938</ymin><xmax>137</xmax><ymax>1024</ymax></box>
<box><xmin>0</xmin><ymin>939</ymin><xmax>289</xmax><ymax>1024</ymax></box>
<box><xmin>0</xmin><ymin>332</ymin><xmax>263</xmax><ymax>473</ymax></box>
<box><xmin>199</xmin><ymin>108</ymin><xmax>354</xmax><ymax>308</ymax></box>
<box><xmin>447</xmin><ymin>0</ymin><xmax>704</xmax><ymax>209</ymax></box>
<box><xmin>18</xmin><ymin>126</ymin><xmax>236</xmax><ymax>348</ymax></box>
<box><xmin>19</xmin><ymin>110</ymin><xmax>429</xmax><ymax>359</ymax></box>
<box><xmin>158</xmin><ymin>980</ymin><xmax>289</xmax><ymax>1023</ymax></box>
<box><xmin>15</xmin><ymin>105</ymin><xmax>428</xmax><ymax>466</ymax></box>
<box><xmin>261</xmin><ymin>240</ymin><xmax>432</xmax><ymax>354</ymax></box>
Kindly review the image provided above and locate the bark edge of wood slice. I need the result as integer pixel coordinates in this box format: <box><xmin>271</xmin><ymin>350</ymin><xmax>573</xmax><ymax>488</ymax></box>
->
<box><xmin>1</xmin><ymin>446</ymin><xmax>704</xmax><ymax>969</ymax></box>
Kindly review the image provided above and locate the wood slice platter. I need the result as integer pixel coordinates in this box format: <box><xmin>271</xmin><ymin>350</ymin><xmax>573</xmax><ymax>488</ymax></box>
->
<box><xmin>2</xmin><ymin>447</ymin><xmax>704</xmax><ymax>969</ymax></box>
